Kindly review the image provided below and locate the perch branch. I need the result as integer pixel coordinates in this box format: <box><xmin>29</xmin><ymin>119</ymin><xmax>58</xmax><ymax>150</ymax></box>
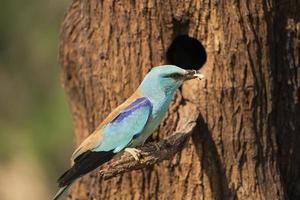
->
<box><xmin>98</xmin><ymin>112</ymin><xmax>199</xmax><ymax>180</ymax></box>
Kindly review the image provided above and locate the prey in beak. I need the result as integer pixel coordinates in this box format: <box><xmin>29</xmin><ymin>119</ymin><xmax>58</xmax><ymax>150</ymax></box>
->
<box><xmin>185</xmin><ymin>70</ymin><xmax>205</xmax><ymax>80</ymax></box>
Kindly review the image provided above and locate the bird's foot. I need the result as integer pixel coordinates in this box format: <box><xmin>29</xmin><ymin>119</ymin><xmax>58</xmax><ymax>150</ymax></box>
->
<box><xmin>125</xmin><ymin>148</ymin><xmax>142</xmax><ymax>161</ymax></box>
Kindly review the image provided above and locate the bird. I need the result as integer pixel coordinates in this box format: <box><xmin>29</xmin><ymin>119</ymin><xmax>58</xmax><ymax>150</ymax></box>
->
<box><xmin>53</xmin><ymin>65</ymin><xmax>204</xmax><ymax>200</ymax></box>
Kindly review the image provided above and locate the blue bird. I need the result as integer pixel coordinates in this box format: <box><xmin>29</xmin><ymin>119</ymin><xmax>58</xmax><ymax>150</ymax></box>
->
<box><xmin>53</xmin><ymin>65</ymin><xmax>204</xmax><ymax>199</ymax></box>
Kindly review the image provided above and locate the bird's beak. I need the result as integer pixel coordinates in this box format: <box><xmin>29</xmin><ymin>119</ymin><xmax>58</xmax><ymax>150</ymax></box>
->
<box><xmin>184</xmin><ymin>70</ymin><xmax>205</xmax><ymax>80</ymax></box>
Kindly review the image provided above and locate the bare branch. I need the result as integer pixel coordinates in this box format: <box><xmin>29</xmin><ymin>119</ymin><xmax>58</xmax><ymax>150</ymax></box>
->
<box><xmin>98</xmin><ymin>112</ymin><xmax>199</xmax><ymax>180</ymax></box>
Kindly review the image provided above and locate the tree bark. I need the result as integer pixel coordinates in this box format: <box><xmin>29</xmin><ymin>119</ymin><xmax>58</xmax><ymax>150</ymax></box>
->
<box><xmin>59</xmin><ymin>0</ymin><xmax>299</xmax><ymax>199</ymax></box>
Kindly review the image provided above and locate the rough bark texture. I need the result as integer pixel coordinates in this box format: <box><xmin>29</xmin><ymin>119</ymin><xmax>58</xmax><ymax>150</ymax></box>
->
<box><xmin>59</xmin><ymin>0</ymin><xmax>299</xmax><ymax>199</ymax></box>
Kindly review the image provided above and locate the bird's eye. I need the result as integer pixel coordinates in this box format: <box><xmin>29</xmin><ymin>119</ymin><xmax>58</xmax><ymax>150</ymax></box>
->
<box><xmin>165</xmin><ymin>73</ymin><xmax>183</xmax><ymax>79</ymax></box>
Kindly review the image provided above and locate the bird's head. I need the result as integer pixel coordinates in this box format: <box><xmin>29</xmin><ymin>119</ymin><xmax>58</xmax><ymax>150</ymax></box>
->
<box><xmin>140</xmin><ymin>65</ymin><xmax>204</xmax><ymax>96</ymax></box>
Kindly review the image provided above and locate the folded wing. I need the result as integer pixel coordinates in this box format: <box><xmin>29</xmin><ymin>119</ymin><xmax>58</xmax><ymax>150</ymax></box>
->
<box><xmin>96</xmin><ymin>97</ymin><xmax>152</xmax><ymax>152</ymax></box>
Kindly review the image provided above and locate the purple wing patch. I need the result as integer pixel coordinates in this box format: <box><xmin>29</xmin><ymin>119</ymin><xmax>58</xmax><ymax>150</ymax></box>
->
<box><xmin>111</xmin><ymin>97</ymin><xmax>152</xmax><ymax>123</ymax></box>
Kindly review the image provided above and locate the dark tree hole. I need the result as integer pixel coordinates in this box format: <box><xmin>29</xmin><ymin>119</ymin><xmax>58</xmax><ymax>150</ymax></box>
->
<box><xmin>166</xmin><ymin>35</ymin><xmax>207</xmax><ymax>70</ymax></box>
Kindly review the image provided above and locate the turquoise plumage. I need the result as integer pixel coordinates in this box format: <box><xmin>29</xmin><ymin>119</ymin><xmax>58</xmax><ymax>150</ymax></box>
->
<box><xmin>53</xmin><ymin>65</ymin><xmax>204</xmax><ymax>200</ymax></box>
<box><xmin>96</xmin><ymin>97</ymin><xmax>152</xmax><ymax>152</ymax></box>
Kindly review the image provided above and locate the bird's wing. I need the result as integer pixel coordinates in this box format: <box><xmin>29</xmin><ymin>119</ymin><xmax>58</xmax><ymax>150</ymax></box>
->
<box><xmin>96</xmin><ymin>96</ymin><xmax>152</xmax><ymax>153</ymax></box>
<box><xmin>71</xmin><ymin>95</ymin><xmax>152</xmax><ymax>162</ymax></box>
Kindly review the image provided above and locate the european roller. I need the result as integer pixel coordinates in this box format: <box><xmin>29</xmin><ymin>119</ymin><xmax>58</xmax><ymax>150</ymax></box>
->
<box><xmin>53</xmin><ymin>65</ymin><xmax>204</xmax><ymax>199</ymax></box>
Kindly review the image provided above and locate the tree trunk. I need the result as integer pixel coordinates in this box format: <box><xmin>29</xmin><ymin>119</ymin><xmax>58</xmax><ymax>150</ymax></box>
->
<box><xmin>59</xmin><ymin>0</ymin><xmax>299</xmax><ymax>199</ymax></box>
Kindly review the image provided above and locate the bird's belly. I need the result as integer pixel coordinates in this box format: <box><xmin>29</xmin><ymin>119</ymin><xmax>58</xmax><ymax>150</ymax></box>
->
<box><xmin>130</xmin><ymin>114</ymin><xmax>165</xmax><ymax>147</ymax></box>
<box><xmin>130</xmin><ymin>96</ymin><xmax>172</xmax><ymax>147</ymax></box>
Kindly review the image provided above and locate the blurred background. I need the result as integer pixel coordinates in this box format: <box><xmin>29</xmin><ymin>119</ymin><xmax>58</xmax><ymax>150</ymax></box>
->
<box><xmin>0</xmin><ymin>0</ymin><xmax>73</xmax><ymax>199</ymax></box>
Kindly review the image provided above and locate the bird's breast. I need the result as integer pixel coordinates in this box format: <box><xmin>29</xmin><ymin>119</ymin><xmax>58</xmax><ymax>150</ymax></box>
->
<box><xmin>130</xmin><ymin>96</ymin><xmax>172</xmax><ymax>146</ymax></box>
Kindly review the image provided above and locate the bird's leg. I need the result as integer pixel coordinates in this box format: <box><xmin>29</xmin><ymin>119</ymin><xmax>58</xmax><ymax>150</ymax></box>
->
<box><xmin>124</xmin><ymin>148</ymin><xmax>142</xmax><ymax>161</ymax></box>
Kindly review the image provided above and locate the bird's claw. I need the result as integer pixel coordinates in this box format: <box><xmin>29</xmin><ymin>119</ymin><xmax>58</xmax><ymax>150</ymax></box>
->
<box><xmin>125</xmin><ymin>148</ymin><xmax>142</xmax><ymax>161</ymax></box>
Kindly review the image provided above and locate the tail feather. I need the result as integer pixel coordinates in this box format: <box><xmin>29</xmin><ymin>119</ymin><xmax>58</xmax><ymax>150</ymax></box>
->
<box><xmin>57</xmin><ymin>168</ymin><xmax>75</xmax><ymax>188</ymax></box>
<box><xmin>54</xmin><ymin>150</ymin><xmax>115</xmax><ymax>199</ymax></box>
<box><xmin>57</xmin><ymin>168</ymin><xmax>72</xmax><ymax>186</ymax></box>
<box><xmin>57</xmin><ymin>150</ymin><xmax>115</xmax><ymax>187</ymax></box>
<box><xmin>52</xmin><ymin>184</ymin><xmax>70</xmax><ymax>200</ymax></box>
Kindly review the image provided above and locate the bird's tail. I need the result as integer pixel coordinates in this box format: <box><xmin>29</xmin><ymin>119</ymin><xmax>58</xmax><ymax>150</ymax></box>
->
<box><xmin>52</xmin><ymin>184</ymin><xmax>71</xmax><ymax>200</ymax></box>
